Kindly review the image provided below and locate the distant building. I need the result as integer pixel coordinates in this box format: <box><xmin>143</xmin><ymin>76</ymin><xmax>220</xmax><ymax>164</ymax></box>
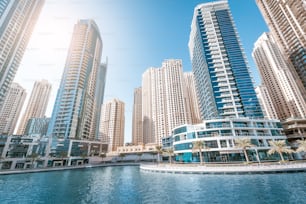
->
<box><xmin>0</xmin><ymin>0</ymin><xmax>45</xmax><ymax>110</ymax></box>
<box><xmin>100</xmin><ymin>99</ymin><xmax>125</xmax><ymax>152</ymax></box>
<box><xmin>256</xmin><ymin>0</ymin><xmax>306</xmax><ymax>91</ymax></box>
<box><xmin>142</xmin><ymin>59</ymin><xmax>190</xmax><ymax>145</ymax></box>
<box><xmin>132</xmin><ymin>87</ymin><xmax>143</xmax><ymax>145</ymax></box>
<box><xmin>24</xmin><ymin>117</ymin><xmax>50</xmax><ymax>137</ymax></box>
<box><xmin>17</xmin><ymin>80</ymin><xmax>52</xmax><ymax>135</ymax></box>
<box><xmin>0</xmin><ymin>83</ymin><xmax>26</xmax><ymax>135</ymax></box>
<box><xmin>255</xmin><ymin>85</ymin><xmax>278</xmax><ymax>119</ymax></box>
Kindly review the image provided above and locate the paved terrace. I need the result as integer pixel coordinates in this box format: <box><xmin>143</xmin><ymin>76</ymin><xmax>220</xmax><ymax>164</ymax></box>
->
<box><xmin>140</xmin><ymin>162</ymin><xmax>306</xmax><ymax>174</ymax></box>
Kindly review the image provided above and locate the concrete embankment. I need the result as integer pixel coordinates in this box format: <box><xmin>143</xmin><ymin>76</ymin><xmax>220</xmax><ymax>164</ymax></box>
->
<box><xmin>0</xmin><ymin>163</ymin><xmax>140</xmax><ymax>175</ymax></box>
<box><xmin>140</xmin><ymin>162</ymin><xmax>306</xmax><ymax>174</ymax></box>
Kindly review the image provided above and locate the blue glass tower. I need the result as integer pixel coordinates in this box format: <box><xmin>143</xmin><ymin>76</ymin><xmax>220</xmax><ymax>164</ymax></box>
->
<box><xmin>188</xmin><ymin>0</ymin><xmax>263</xmax><ymax>120</ymax></box>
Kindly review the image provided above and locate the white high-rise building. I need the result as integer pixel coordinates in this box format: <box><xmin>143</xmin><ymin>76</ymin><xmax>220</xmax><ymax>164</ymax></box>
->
<box><xmin>184</xmin><ymin>72</ymin><xmax>201</xmax><ymax>124</ymax></box>
<box><xmin>142</xmin><ymin>59</ymin><xmax>190</xmax><ymax>145</ymax></box>
<box><xmin>0</xmin><ymin>83</ymin><xmax>26</xmax><ymax>135</ymax></box>
<box><xmin>253</xmin><ymin>33</ymin><xmax>306</xmax><ymax>120</ymax></box>
<box><xmin>255</xmin><ymin>85</ymin><xmax>278</xmax><ymax>120</ymax></box>
<box><xmin>0</xmin><ymin>0</ymin><xmax>45</xmax><ymax>110</ymax></box>
<box><xmin>47</xmin><ymin>20</ymin><xmax>104</xmax><ymax>141</ymax></box>
<box><xmin>17</xmin><ymin>80</ymin><xmax>52</xmax><ymax>135</ymax></box>
<box><xmin>132</xmin><ymin>87</ymin><xmax>143</xmax><ymax>145</ymax></box>
<box><xmin>256</xmin><ymin>0</ymin><xmax>306</xmax><ymax>90</ymax></box>
<box><xmin>100</xmin><ymin>99</ymin><xmax>125</xmax><ymax>152</ymax></box>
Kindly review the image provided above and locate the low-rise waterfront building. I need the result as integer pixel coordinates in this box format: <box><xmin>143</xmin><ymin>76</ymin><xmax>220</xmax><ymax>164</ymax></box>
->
<box><xmin>170</xmin><ymin>118</ymin><xmax>289</xmax><ymax>163</ymax></box>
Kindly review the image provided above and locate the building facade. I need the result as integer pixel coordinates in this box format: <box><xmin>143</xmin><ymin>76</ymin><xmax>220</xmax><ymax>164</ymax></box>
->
<box><xmin>17</xmin><ymin>80</ymin><xmax>52</xmax><ymax>135</ymax></box>
<box><xmin>100</xmin><ymin>99</ymin><xmax>125</xmax><ymax>152</ymax></box>
<box><xmin>188</xmin><ymin>1</ymin><xmax>263</xmax><ymax>120</ymax></box>
<box><xmin>24</xmin><ymin>117</ymin><xmax>50</xmax><ymax>137</ymax></box>
<box><xmin>253</xmin><ymin>32</ymin><xmax>306</xmax><ymax>121</ymax></box>
<box><xmin>172</xmin><ymin>118</ymin><xmax>287</xmax><ymax>163</ymax></box>
<box><xmin>0</xmin><ymin>83</ymin><xmax>26</xmax><ymax>135</ymax></box>
<box><xmin>184</xmin><ymin>72</ymin><xmax>202</xmax><ymax>124</ymax></box>
<box><xmin>256</xmin><ymin>0</ymin><xmax>306</xmax><ymax>91</ymax></box>
<box><xmin>142</xmin><ymin>59</ymin><xmax>190</xmax><ymax>145</ymax></box>
<box><xmin>255</xmin><ymin>85</ymin><xmax>278</xmax><ymax>120</ymax></box>
<box><xmin>0</xmin><ymin>0</ymin><xmax>45</xmax><ymax>110</ymax></box>
<box><xmin>132</xmin><ymin>87</ymin><xmax>143</xmax><ymax>145</ymax></box>
<box><xmin>47</xmin><ymin>19</ymin><xmax>104</xmax><ymax>142</ymax></box>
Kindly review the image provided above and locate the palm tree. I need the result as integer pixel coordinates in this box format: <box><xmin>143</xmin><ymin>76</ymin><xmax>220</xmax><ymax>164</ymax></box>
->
<box><xmin>192</xmin><ymin>141</ymin><xmax>205</xmax><ymax>165</ymax></box>
<box><xmin>100</xmin><ymin>152</ymin><xmax>106</xmax><ymax>163</ymax></box>
<box><xmin>235</xmin><ymin>138</ymin><xmax>255</xmax><ymax>163</ymax></box>
<box><xmin>268</xmin><ymin>140</ymin><xmax>294</xmax><ymax>162</ymax></box>
<box><xmin>165</xmin><ymin>148</ymin><xmax>174</xmax><ymax>164</ymax></box>
<box><xmin>60</xmin><ymin>151</ymin><xmax>68</xmax><ymax>166</ymax></box>
<box><xmin>155</xmin><ymin>146</ymin><xmax>163</xmax><ymax>163</ymax></box>
<box><xmin>295</xmin><ymin>139</ymin><xmax>306</xmax><ymax>153</ymax></box>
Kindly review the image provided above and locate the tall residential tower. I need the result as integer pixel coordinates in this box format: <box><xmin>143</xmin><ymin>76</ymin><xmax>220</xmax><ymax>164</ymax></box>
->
<box><xmin>0</xmin><ymin>0</ymin><xmax>45</xmax><ymax>110</ymax></box>
<box><xmin>132</xmin><ymin>87</ymin><xmax>143</xmax><ymax>145</ymax></box>
<box><xmin>47</xmin><ymin>19</ymin><xmax>104</xmax><ymax>142</ymax></box>
<box><xmin>256</xmin><ymin>0</ymin><xmax>306</xmax><ymax>91</ymax></box>
<box><xmin>142</xmin><ymin>59</ymin><xmax>190</xmax><ymax>145</ymax></box>
<box><xmin>188</xmin><ymin>1</ymin><xmax>263</xmax><ymax>120</ymax></box>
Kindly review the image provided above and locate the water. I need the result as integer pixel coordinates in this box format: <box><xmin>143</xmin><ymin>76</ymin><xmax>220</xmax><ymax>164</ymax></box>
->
<box><xmin>0</xmin><ymin>166</ymin><xmax>305</xmax><ymax>204</ymax></box>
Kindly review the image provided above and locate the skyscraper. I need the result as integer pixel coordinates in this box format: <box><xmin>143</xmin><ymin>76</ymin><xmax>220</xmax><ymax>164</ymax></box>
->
<box><xmin>256</xmin><ymin>0</ymin><xmax>306</xmax><ymax>90</ymax></box>
<box><xmin>100</xmin><ymin>99</ymin><xmax>125</xmax><ymax>152</ymax></box>
<box><xmin>253</xmin><ymin>32</ymin><xmax>306</xmax><ymax>120</ymax></box>
<box><xmin>142</xmin><ymin>59</ymin><xmax>190</xmax><ymax>145</ymax></box>
<box><xmin>255</xmin><ymin>85</ymin><xmax>278</xmax><ymax>120</ymax></box>
<box><xmin>47</xmin><ymin>19</ymin><xmax>104</xmax><ymax>141</ymax></box>
<box><xmin>0</xmin><ymin>0</ymin><xmax>45</xmax><ymax>110</ymax></box>
<box><xmin>0</xmin><ymin>83</ymin><xmax>26</xmax><ymax>135</ymax></box>
<box><xmin>184</xmin><ymin>72</ymin><xmax>202</xmax><ymax>124</ymax></box>
<box><xmin>132</xmin><ymin>87</ymin><xmax>143</xmax><ymax>145</ymax></box>
<box><xmin>188</xmin><ymin>0</ymin><xmax>263</xmax><ymax>120</ymax></box>
<box><xmin>17</xmin><ymin>80</ymin><xmax>52</xmax><ymax>135</ymax></box>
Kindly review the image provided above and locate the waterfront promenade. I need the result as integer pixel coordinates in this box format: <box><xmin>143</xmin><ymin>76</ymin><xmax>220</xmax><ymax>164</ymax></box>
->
<box><xmin>1</xmin><ymin>161</ymin><xmax>306</xmax><ymax>175</ymax></box>
<box><xmin>140</xmin><ymin>162</ymin><xmax>306</xmax><ymax>174</ymax></box>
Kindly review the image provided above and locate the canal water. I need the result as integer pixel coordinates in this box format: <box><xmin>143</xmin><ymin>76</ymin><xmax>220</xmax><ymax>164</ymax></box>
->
<box><xmin>0</xmin><ymin>166</ymin><xmax>305</xmax><ymax>204</ymax></box>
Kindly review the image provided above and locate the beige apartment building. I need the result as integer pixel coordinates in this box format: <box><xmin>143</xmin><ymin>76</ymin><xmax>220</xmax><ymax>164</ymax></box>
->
<box><xmin>100</xmin><ymin>99</ymin><xmax>125</xmax><ymax>152</ymax></box>
<box><xmin>132</xmin><ymin>87</ymin><xmax>143</xmax><ymax>145</ymax></box>
<box><xmin>255</xmin><ymin>85</ymin><xmax>278</xmax><ymax>120</ymax></box>
<box><xmin>17</xmin><ymin>80</ymin><xmax>51</xmax><ymax>135</ymax></box>
<box><xmin>0</xmin><ymin>83</ymin><xmax>26</xmax><ymax>135</ymax></box>
<box><xmin>142</xmin><ymin>59</ymin><xmax>191</xmax><ymax>145</ymax></box>
<box><xmin>253</xmin><ymin>33</ymin><xmax>306</xmax><ymax>120</ymax></box>
<box><xmin>256</xmin><ymin>0</ymin><xmax>306</xmax><ymax>91</ymax></box>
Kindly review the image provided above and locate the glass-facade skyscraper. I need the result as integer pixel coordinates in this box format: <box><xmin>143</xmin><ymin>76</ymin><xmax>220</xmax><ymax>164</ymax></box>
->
<box><xmin>47</xmin><ymin>19</ymin><xmax>104</xmax><ymax>142</ymax></box>
<box><xmin>188</xmin><ymin>1</ymin><xmax>263</xmax><ymax>120</ymax></box>
<box><xmin>0</xmin><ymin>0</ymin><xmax>45</xmax><ymax>110</ymax></box>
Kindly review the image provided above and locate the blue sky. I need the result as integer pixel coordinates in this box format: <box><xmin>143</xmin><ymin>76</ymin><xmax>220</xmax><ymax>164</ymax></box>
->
<box><xmin>15</xmin><ymin>0</ymin><xmax>268</xmax><ymax>142</ymax></box>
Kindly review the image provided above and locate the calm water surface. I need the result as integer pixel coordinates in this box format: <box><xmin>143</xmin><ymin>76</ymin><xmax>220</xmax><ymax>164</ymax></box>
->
<box><xmin>0</xmin><ymin>166</ymin><xmax>305</xmax><ymax>204</ymax></box>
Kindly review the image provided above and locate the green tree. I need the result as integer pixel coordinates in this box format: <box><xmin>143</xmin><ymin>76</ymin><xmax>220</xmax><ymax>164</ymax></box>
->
<box><xmin>235</xmin><ymin>138</ymin><xmax>255</xmax><ymax>163</ymax></box>
<box><xmin>100</xmin><ymin>152</ymin><xmax>106</xmax><ymax>163</ymax></box>
<box><xmin>155</xmin><ymin>146</ymin><xmax>163</xmax><ymax>163</ymax></box>
<box><xmin>268</xmin><ymin>140</ymin><xmax>293</xmax><ymax>162</ymax></box>
<box><xmin>60</xmin><ymin>151</ymin><xmax>68</xmax><ymax>166</ymax></box>
<box><xmin>295</xmin><ymin>139</ymin><xmax>306</xmax><ymax>153</ymax></box>
<box><xmin>27</xmin><ymin>153</ymin><xmax>40</xmax><ymax>168</ymax></box>
<box><xmin>192</xmin><ymin>141</ymin><xmax>205</xmax><ymax>165</ymax></box>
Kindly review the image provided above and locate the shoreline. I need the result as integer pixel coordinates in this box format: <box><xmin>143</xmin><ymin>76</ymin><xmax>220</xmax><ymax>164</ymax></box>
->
<box><xmin>0</xmin><ymin>163</ymin><xmax>140</xmax><ymax>176</ymax></box>
<box><xmin>140</xmin><ymin>162</ymin><xmax>306</xmax><ymax>174</ymax></box>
